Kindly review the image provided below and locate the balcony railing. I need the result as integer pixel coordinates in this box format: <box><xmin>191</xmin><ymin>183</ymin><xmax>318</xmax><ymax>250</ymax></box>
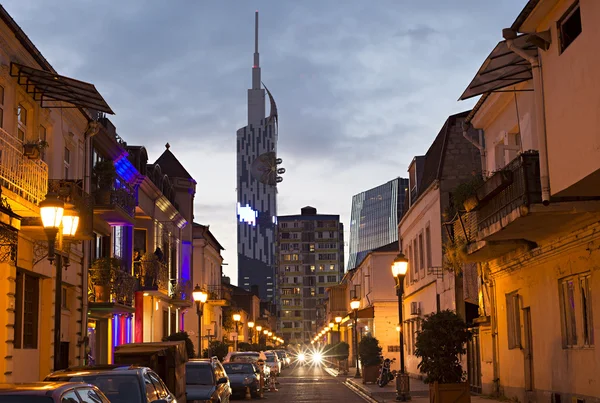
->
<box><xmin>88</xmin><ymin>267</ymin><xmax>137</xmax><ymax>307</ymax></box>
<box><xmin>93</xmin><ymin>183</ymin><xmax>136</xmax><ymax>218</ymax></box>
<box><xmin>0</xmin><ymin>128</ymin><xmax>48</xmax><ymax>205</ymax></box>
<box><xmin>170</xmin><ymin>279</ymin><xmax>192</xmax><ymax>301</ymax></box>
<box><xmin>133</xmin><ymin>259</ymin><xmax>169</xmax><ymax>293</ymax></box>
<box><xmin>48</xmin><ymin>179</ymin><xmax>93</xmax><ymax>238</ymax></box>
<box><xmin>475</xmin><ymin>151</ymin><xmax>541</xmax><ymax>232</ymax></box>
<box><xmin>452</xmin><ymin>211</ymin><xmax>477</xmax><ymax>243</ymax></box>
<box><xmin>206</xmin><ymin>285</ymin><xmax>231</xmax><ymax>301</ymax></box>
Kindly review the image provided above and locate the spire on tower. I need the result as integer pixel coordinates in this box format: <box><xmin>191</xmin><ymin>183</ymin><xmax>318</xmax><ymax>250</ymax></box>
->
<box><xmin>252</xmin><ymin>11</ymin><xmax>261</xmax><ymax>90</ymax></box>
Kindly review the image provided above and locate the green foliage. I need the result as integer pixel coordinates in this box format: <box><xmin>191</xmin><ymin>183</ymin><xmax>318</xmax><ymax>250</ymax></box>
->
<box><xmin>414</xmin><ymin>310</ymin><xmax>472</xmax><ymax>384</ymax></box>
<box><xmin>237</xmin><ymin>342</ymin><xmax>253</xmax><ymax>352</ymax></box>
<box><xmin>358</xmin><ymin>335</ymin><xmax>382</xmax><ymax>367</ymax></box>
<box><xmin>445</xmin><ymin>175</ymin><xmax>484</xmax><ymax>219</ymax></box>
<box><xmin>336</xmin><ymin>341</ymin><xmax>350</xmax><ymax>359</ymax></box>
<box><xmin>203</xmin><ymin>341</ymin><xmax>230</xmax><ymax>361</ymax></box>
<box><xmin>89</xmin><ymin>257</ymin><xmax>122</xmax><ymax>286</ymax></box>
<box><xmin>443</xmin><ymin>237</ymin><xmax>468</xmax><ymax>274</ymax></box>
<box><xmin>163</xmin><ymin>331</ymin><xmax>195</xmax><ymax>359</ymax></box>
<box><xmin>93</xmin><ymin>160</ymin><xmax>117</xmax><ymax>189</ymax></box>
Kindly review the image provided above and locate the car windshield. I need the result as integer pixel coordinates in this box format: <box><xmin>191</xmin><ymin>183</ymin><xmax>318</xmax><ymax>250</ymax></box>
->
<box><xmin>0</xmin><ymin>397</ymin><xmax>53</xmax><ymax>403</ymax></box>
<box><xmin>265</xmin><ymin>354</ymin><xmax>276</xmax><ymax>362</ymax></box>
<box><xmin>223</xmin><ymin>363</ymin><xmax>254</xmax><ymax>374</ymax></box>
<box><xmin>45</xmin><ymin>374</ymin><xmax>141</xmax><ymax>403</ymax></box>
<box><xmin>231</xmin><ymin>354</ymin><xmax>258</xmax><ymax>363</ymax></box>
<box><xmin>186</xmin><ymin>365</ymin><xmax>214</xmax><ymax>386</ymax></box>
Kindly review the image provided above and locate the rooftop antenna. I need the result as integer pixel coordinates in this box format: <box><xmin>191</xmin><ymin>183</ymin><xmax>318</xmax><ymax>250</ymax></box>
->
<box><xmin>252</xmin><ymin>10</ymin><xmax>261</xmax><ymax>90</ymax></box>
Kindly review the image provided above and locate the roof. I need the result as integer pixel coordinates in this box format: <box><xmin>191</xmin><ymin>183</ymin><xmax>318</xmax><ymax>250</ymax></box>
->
<box><xmin>154</xmin><ymin>147</ymin><xmax>194</xmax><ymax>180</ymax></box>
<box><xmin>459</xmin><ymin>34</ymin><xmax>537</xmax><ymax>100</ymax></box>
<box><xmin>193</xmin><ymin>223</ymin><xmax>225</xmax><ymax>251</ymax></box>
<box><xmin>511</xmin><ymin>0</ymin><xmax>541</xmax><ymax>31</ymax></box>
<box><xmin>372</xmin><ymin>241</ymin><xmax>399</xmax><ymax>253</ymax></box>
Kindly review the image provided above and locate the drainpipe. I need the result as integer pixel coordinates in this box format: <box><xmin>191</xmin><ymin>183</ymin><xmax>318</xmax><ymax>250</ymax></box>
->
<box><xmin>462</xmin><ymin>121</ymin><xmax>486</xmax><ymax>178</ymax></box>
<box><xmin>503</xmin><ymin>28</ymin><xmax>550</xmax><ymax>205</ymax></box>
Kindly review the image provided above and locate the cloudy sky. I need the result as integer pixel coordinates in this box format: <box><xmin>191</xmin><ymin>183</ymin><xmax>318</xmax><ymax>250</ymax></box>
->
<box><xmin>4</xmin><ymin>0</ymin><xmax>526</xmax><ymax>285</ymax></box>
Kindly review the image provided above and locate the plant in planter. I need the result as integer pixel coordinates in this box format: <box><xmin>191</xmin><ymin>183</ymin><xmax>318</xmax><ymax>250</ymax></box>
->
<box><xmin>334</xmin><ymin>341</ymin><xmax>350</xmax><ymax>373</ymax></box>
<box><xmin>89</xmin><ymin>257</ymin><xmax>122</xmax><ymax>302</ymax></box>
<box><xmin>93</xmin><ymin>160</ymin><xmax>116</xmax><ymax>204</ymax></box>
<box><xmin>23</xmin><ymin>139</ymin><xmax>49</xmax><ymax>160</ymax></box>
<box><xmin>414</xmin><ymin>310</ymin><xmax>473</xmax><ymax>403</ymax></box>
<box><xmin>358</xmin><ymin>335</ymin><xmax>382</xmax><ymax>384</ymax></box>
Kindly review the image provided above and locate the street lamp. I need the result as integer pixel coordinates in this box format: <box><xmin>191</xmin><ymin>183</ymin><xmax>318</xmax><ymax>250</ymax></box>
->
<box><xmin>192</xmin><ymin>285</ymin><xmax>208</xmax><ymax>357</ymax></box>
<box><xmin>248</xmin><ymin>321</ymin><xmax>255</xmax><ymax>344</ymax></box>
<box><xmin>335</xmin><ymin>316</ymin><xmax>342</xmax><ymax>343</ymax></box>
<box><xmin>391</xmin><ymin>252</ymin><xmax>410</xmax><ymax>401</ymax></box>
<box><xmin>256</xmin><ymin>325</ymin><xmax>262</xmax><ymax>345</ymax></box>
<box><xmin>233</xmin><ymin>313</ymin><xmax>241</xmax><ymax>351</ymax></box>
<box><xmin>350</xmin><ymin>297</ymin><xmax>361</xmax><ymax>378</ymax></box>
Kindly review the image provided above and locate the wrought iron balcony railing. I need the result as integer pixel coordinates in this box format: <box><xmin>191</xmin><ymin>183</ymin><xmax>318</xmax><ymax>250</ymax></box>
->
<box><xmin>0</xmin><ymin>128</ymin><xmax>48</xmax><ymax>205</ymax></box>
<box><xmin>88</xmin><ymin>266</ymin><xmax>137</xmax><ymax>307</ymax></box>
<box><xmin>48</xmin><ymin>179</ymin><xmax>93</xmax><ymax>238</ymax></box>
<box><xmin>93</xmin><ymin>182</ymin><xmax>136</xmax><ymax>218</ymax></box>
<box><xmin>170</xmin><ymin>279</ymin><xmax>192</xmax><ymax>301</ymax></box>
<box><xmin>206</xmin><ymin>285</ymin><xmax>231</xmax><ymax>301</ymax></box>
<box><xmin>452</xmin><ymin>211</ymin><xmax>477</xmax><ymax>243</ymax></box>
<box><xmin>474</xmin><ymin>151</ymin><xmax>542</xmax><ymax>232</ymax></box>
<box><xmin>133</xmin><ymin>259</ymin><xmax>169</xmax><ymax>293</ymax></box>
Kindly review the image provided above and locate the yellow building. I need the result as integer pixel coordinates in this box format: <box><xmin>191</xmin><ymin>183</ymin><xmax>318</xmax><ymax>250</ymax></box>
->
<box><xmin>457</xmin><ymin>1</ymin><xmax>600</xmax><ymax>401</ymax></box>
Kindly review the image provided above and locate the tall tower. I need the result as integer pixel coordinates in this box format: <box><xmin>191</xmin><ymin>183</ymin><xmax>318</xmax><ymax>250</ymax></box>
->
<box><xmin>236</xmin><ymin>11</ymin><xmax>284</xmax><ymax>301</ymax></box>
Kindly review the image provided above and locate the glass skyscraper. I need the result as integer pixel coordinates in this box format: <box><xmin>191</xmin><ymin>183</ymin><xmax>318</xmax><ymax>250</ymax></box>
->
<box><xmin>347</xmin><ymin>177</ymin><xmax>409</xmax><ymax>270</ymax></box>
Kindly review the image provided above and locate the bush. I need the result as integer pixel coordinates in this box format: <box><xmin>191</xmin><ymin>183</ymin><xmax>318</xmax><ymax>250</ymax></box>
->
<box><xmin>163</xmin><ymin>331</ymin><xmax>195</xmax><ymax>359</ymax></box>
<box><xmin>203</xmin><ymin>341</ymin><xmax>230</xmax><ymax>361</ymax></box>
<box><xmin>414</xmin><ymin>310</ymin><xmax>472</xmax><ymax>384</ymax></box>
<box><xmin>237</xmin><ymin>342</ymin><xmax>253</xmax><ymax>352</ymax></box>
<box><xmin>358</xmin><ymin>335</ymin><xmax>382</xmax><ymax>367</ymax></box>
<box><xmin>335</xmin><ymin>341</ymin><xmax>350</xmax><ymax>359</ymax></box>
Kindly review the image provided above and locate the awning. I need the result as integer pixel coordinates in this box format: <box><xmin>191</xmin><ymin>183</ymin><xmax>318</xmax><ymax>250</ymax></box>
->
<box><xmin>10</xmin><ymin>62</ymin><xmax>114</xmax><ymax>114</ymax></box>
<box><xmin>459</xmin><ymin>34</ymin><xmax>538</xmax><ymax>100</ymax></box>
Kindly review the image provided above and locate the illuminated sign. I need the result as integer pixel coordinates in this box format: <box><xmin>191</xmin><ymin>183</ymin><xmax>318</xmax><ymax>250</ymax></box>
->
<box><xmin>237</xmin><ymin>203</ymin><xmax>258</xmax><ymax>226</ymax></box>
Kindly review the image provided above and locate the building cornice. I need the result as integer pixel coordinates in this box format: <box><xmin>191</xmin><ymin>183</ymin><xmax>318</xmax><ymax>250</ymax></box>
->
<box><xmin>139</xmin><ymin>177</ymin><xmax>187</xmax><ymax>229</ymax></box>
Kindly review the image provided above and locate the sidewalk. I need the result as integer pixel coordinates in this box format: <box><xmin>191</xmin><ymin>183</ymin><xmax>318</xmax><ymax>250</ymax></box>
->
<box><xmin>324</xmin><ymin>366</ymin><xmax>507</xmax><ymax>403</ymax></box>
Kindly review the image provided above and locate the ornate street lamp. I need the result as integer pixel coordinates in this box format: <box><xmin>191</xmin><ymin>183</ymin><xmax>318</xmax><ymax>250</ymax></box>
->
<box><xmin>350</xmin><ymin>297</ymin><xmax>361</xmax><ymax>378</ymax></box>
<box><xmin>233</xmin><ymin>313</ymin><xmax>242</xmax><ymax>351</ymax></box>
<box><xmin>248</xmin><ymin>321</ymin><xmax>255</xmax><ymax>344</ymax></box>
<box><xmin>391</xmin><ymin>252</ymin><xmax>410</xmax><ymax>401</ymax></box>
<box><xmin>192</xmin><ymin>285</ymin><xmax>208</xmax><ymax>357</ymax></box>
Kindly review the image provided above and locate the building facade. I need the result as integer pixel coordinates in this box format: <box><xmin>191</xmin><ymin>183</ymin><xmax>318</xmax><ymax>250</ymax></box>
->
<box><xmin>456</xmin><ymin>1</ymin><xmax>600</xmax><ymax>401</ymax></box>
<box><xmin>347</xmin><ymin>177</ymin><xmax>408</xmax><ymax>270</ymax></box>
<box><xmin>276</xmin><ymin>206</ymin><xmax>344</xmax><ymax>344</ymax></box>
<box><xmin>236</xmin><ymin>12</ymin><xmax>284</xmax><ymax>301</ymax></box>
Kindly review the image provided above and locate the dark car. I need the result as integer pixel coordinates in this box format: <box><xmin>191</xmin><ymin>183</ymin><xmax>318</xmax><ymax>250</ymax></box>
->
<box><xmin>0</xmin><ymin>381</ymin><xmax>110</xmax><ymax>403</ymax></box>
<box><xmin>186</xmin><ymin>359</ymin><xmax>231</xmax><ymax>403</ymax></box>
<box><xmin>222</xmin><ymin>362</ymin><xmax>262</xmax><ymax>398</ymax></box>
<box><xmin>45</xmin><ymin>365</ymin><xmax>175</xmax><ymax>403</ymax></box>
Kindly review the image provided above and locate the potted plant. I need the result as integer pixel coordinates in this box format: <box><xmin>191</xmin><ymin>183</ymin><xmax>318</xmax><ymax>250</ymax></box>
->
<box><xmin>414</xmin><ymin>310</ymin><xmax>472</xmax><ymax>403</ymax></box>
<box><xmin>89</xmin><ymin>257</ymin><xmax>122</xmax><ymax>302</ymax></box>
<box><xmin>358</xmin><ymin>335</ymin><xmax>382</xmax><ymax>384</ymax></box>
<box><xmin>23</xmin><ymin>139</ymin><xmax>49</xmax><ymax>160</ymax></box>
<box><xmin>139</xmin><ymin>253</ymin><xmax>159</xmax><ymax>289</ymax></box>
<box><xmin>334</xmin><ymin>341</ymin><xmax>350</xmax><ymax>374</ymax></box>
<box><xmin>93</xmin><ymin>160</ymin><xmax>116</xmax><ymax>204</ymax></box>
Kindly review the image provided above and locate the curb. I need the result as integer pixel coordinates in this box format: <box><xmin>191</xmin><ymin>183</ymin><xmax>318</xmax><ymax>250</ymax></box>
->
<box><xmin>324</xmin><ymin>366</ymin><xmax>340</xmax><ymax>377</ymax></box>
<box><xmin>344</xmin><ymin>379</ymin><xmax>379</xmax><ymax>403</ymax></box>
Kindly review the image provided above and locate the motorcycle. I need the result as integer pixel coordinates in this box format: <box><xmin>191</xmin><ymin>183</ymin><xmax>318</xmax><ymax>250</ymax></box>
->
<box><xmin>377</xmin><ymin>358</ymin><xmax>397</xmax><ymax>387</ymax></box>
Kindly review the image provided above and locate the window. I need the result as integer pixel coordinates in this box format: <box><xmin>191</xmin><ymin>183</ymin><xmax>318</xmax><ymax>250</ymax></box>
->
<box><xmin>15</xmin><ymin>271</ymin><xmax>40</xmax><ymax>349</ymax></box>
<box><xmin>61</xmin><ymin>390</ymin><xmax>79</xmax><ymax>403</ymax></box>
<box><xmin>506</xmin><ymin>291</ymin><xmax>521</xmax><ymax>349</ymax></box>
<box><xmin>0</xmin><ymin>85</ymin><xmax>4</xmax><ymax>128</ymax></box>
<box><xmin>560</xmin><ymin>278</ymin><xmax>577</xmax><ymax>346</ymax></box>
<box><xmin>425</xmin><ymin>226</ymin><xmax>432</xmax><ymax>269</ymax></box>
<box><xmin>581</xmin><ymin>275</ymin><xmax>594</xmax><ymax>346</ymax></box>
<box><xmin>559</xmin><ymin>2</ymin><xmax>582</xmax><ymax>53</ymax></box>
<box><xmin>310</xmin><ymin>265</ymin><xmax>315</xmax><ymax>272</ymax></box>
<box><xmin>281</xmin><ymin>222</ymin><xmax>288</xmax><ymax>228</ymax></box>
<box><xmin>327</xmin><ymin>275</ymin><xmax>337</xmax><ymax>283</ymax></box>
<box><xmin>318</xmin><ymin>276</ymin><xmax>324</xmax><ymax>283</ymax></box>
<box><xmin>282</xmin><ymin>299</ymin><xmax>292</xmax><ymax>306</ymax></box>
<box><xmin>77</xmin><ymin>387</ymin><xmax>105</xmax><ymax>403</ymax></box>
<box><xmin>64</xmin><ymin>147</ymin><xmax>71</xmax><ymax>179</ymax></box>
<box><xmin>17</xmin><ymin>104</ymin><xmax>27</xmax><ymax>141</ymax></box>
<box><xmin>329</xmin><ymin>264</ymin><xmax>335</xmax><ymax>271</ymax></box>
<box><xmin>291</xmin><ymin>254</ymin><xmax>299</xmax><ymax>261</ymax></box>
<box><xmin>62</xmin><ymin>287</ymin><xmax>69</xmax><ymax>310</ymax></box>
<box><xmin>560</xmin><ymin>274</ymin><xmax>594</xmax><ymax>348</ymax></box>
<box><xmin>418</xmin><ymin>233</ymin><xmax>424</xmax><ymax>276</ymax></box>
<box><xmin>309</xmin><ymin>244</ymin><xmax>315</xmax><ymax>252</ymax></box>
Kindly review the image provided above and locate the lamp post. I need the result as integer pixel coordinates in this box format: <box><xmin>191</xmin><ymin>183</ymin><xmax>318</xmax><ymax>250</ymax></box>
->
<box><xmin>391</xmin><ymin>252</ymin><xmax>410</xmax><ymax>401</ymax></box>
<box><xmin>248</xmin><ymin>321</ymin><xmax>255</xmax><ymax>344</ymax></box>
<box><xmin>256</xmin><ymin>325</ymin><xmax>262</xmax><ymax>346</ymax></box>
<box><xmin>350</xmin><ymin>297</ymin><xmax>361</xmax><ymax>378</ymax></box>
<box><xmin>233</xmin><ymin>314</ymin><xmax>241</xmax><ymax>351</ymax></box>
<box><xmin>335</xmin><ymin>316</ymin><xmax>342</xmax><ymax>343</ymax></box>
<box><xmin>192</xmin><ymin>285</ymin><xmax>208</xmax><ymax>357</ymax></box>
<box><xmin>40</xmin><ymin>193</ymin><xmax>67</xmax><ymax>371</ymax></box>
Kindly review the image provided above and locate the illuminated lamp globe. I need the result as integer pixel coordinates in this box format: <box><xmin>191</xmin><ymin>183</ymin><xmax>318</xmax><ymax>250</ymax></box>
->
<box><xmin>233</xmin><ymin>313</ymin><xmax>241</xmax><ymax>322</ymax></box>
<box><xmin>335</xmin><ymin>316</ymin><xmax>342</xmax><ymax>323</ymax></box>
<box><xmin>391</xmin><ymin>252</ymin><xmax>409</xmax><ymax>277</ymax></box>
<box><xmin>329</xmin><ymin>322</ymin><xmax>334</xmax><ymax>328</ymax></box>
<box><xmin>61</xmin><ymin>213</ymin><xmax>79</xmax><ymax>237</ymax></box>
<box><xmin>256</xmin><ymin>325</ymin><xmax>262</xmax><ymax>332</ymax></box>
<box><xmin>40</xmin><ymin>193</ymin><xmax>64</xmax><ymax>230</ymax></box>
<box><xmin>192</xmin><ymin>284</ymin><xmax>208</xmax><ymax>303</ymax></box>
<box><xmin>248</xmin><ymin>321</ymin><xmax>255</xmax><ymax>328</ymax></box>
<box><xmin>350</xmin><ymin>298</ymin><xmax>360</xmax><ymax>311</ymax></box>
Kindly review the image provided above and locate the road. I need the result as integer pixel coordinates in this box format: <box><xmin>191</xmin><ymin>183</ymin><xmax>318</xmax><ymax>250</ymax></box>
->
<box><xmin>235</xmin><ymin>364</ymin><xmax>367</xmax><ymax>402</ymax></box>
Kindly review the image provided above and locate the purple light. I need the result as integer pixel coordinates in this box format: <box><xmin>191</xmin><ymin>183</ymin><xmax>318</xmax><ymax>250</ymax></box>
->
<box><xmin>113</xmin><ymin>315</ymin><xmax>119</xmax><ymax>348</ymax></box>
<box><xmin>126</xmin><ymin>316</ymin><xmax>132</xmax><ymax>344</ymax></box>
<box><xmin>237</xmin><ymin>203</ymin><xmax>258</xmax><ymax>226</ymax></box>
<box><xmin>114</xmin><ymin>153</ymin><xmax>138</xmax><ymax>185</ymax></box>
<box><xmin>181</xmin><ymin>241</ymin><xmax>192</xmax><ymax>282</ymax></box>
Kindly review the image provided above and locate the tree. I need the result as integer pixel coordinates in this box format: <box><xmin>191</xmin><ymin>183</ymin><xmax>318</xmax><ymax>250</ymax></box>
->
<box><xmin>358</xmin><ymin>335</ymin><xmax>382</xmax><ymax>367</ymax></box>
<box><xmin>414</xmin><ymin>310</ymin><xmax>472</xmax><ymax>384</ymax></box>
<box><xmin>203</xmin><ymin>341</ymin><xmax>230</xmax><ymax>361</ymax></box>
<box><xmin>163</xmin><ymin>331</ymin><xmax>195</xmax><ymax>359</ymax></box>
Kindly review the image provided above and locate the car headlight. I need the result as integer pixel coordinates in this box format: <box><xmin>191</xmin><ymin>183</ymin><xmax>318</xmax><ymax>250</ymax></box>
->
<box><xmin>298</xmin><ymin>353</ymin><xmax>305</xmax><ymax>362</ymax></box>
<box><xmin>312</xmin><ymin>352</ymin><xmax>322</xmax><ymax>363</ymax></box>
<box><xmin>243</xmin><ymin>377</ymin><xmax>253</xmax><ymax>385</ymax></box>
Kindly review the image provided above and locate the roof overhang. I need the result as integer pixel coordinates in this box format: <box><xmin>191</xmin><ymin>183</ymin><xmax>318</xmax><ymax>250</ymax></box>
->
<box><xmin>10</xmin><ymin>62</ymin><xmax>114</xmax><ymax>114</ymax></box>
<box><xmin>459</xmin><ymin>34</ymin><xmax>538</xmax><ymax>101</ymax></box>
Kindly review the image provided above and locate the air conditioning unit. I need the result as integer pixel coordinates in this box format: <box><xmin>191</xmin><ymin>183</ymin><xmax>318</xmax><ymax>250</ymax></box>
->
<box><xmin>410</xmin><ymin>302</ymin><xmax>421</xmax><ymax>315</ymax></box>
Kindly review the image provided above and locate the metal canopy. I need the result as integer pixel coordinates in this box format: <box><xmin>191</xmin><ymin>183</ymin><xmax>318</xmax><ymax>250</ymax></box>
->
<box><xmin>459</xmin><ymin>34</ymin><xmax>538</xmax><ymax>101</ymax></box>
<box><xmin>10</xmin><ymin>62</ymin><xmax>114</xmax><ymax>114</ymax></box>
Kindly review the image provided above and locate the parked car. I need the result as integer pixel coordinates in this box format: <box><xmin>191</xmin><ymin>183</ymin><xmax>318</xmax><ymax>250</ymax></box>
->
<box><xmin>264</xmin><ymin>351</ymin><xmax>282</xmax><ymax>376</ymax></box>
<box><xmin>45</xmin><ymin>365</ymin><xmax>175</xmax><ymax>403</ymax></box>
<box><xmin>222</xmin><ymin>362</ymin><xmax>262</xmax><ymax>398</ymax></box>
<box><xmin>0</xmin><ymin>382</ymin><xmax>110</xmax><ymax>403</ymax></box>
<box><xmin>186</xmin><ymin>358</ymin><xmax>232</xmax><ymax>403</ymax></box>
<box><xmin>274</xmin><ymin>350</ymin><xmax>290</xmax><ymax>368</ymax></box>
<box><xmin>223</xmin><ymin>351</ymin><xmax>270</xmax><ymax>381</ymax></box>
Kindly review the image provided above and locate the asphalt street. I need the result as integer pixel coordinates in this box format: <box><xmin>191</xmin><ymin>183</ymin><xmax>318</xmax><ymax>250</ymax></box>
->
<box><xmin>232</xmin><ymin>364</ymin><xmax>366</xmax><ymax>402</ymax></box>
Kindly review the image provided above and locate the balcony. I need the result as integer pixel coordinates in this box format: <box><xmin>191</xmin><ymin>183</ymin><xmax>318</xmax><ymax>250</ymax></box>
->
<box><xmin>0</xmin><ymin>128</ymin><xmax>48</xmax><ymax>216</ymax></box>
<box><xmin>467</xmin><ymin>151</ymin><xmax>600</xmax><ymax>260</ymax></box>
<box><xmin>93</xmin><ymin>182</ymin><xmax>136</xmax><ymax>226</ymax></box>
<box><xmin>205</xmin><ymin>285</ymin><xmax>230</xmax><ymax>306</ymax></box>
<box><xmin>133</xmin><ymin>258</ymin><xmax>169</xmax><ymax>295</ymax></box>
<box><xmin>170</xmin><ymin>279</ymin><xmax>193</xmax><ymax>308</ymax></box>
<box><xmin>88</xmin><ymin>262</ymin><xmax>136</xmax><ymax>316</ymax></box>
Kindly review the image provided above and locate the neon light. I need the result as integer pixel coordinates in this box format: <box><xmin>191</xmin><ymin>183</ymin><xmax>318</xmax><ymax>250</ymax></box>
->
<box><xmin>113</xmin><ymin>315</ymin><xmax>119</xmax><ymax>348</ymax></box>
<box><xmin>107</xmin><ymin>318</ymin><xmax>113</xmax><ymax>365</ymax></box>
<box><xmin>114</xmin><ymin>153</ymin><xmax>138</xmax><ymax>184</ymax></box>
<box><xmin>237</xmin><ymin>203</ymin><xmax>258</xmax><ymax>226</ymax></box>
<box><xmin>181</xmin><ymin>241</ymin><xmax>192</xmax><ymax>285</ymax></box>
<box><xmin>126</xmin><ymin>316</ymin><xmax>132</xmax><ymax>344</ymax></box>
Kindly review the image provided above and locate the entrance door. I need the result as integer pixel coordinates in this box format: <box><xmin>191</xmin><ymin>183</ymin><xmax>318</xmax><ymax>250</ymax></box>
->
<box><xmin>58</xmin><ymin>342</ymin><xmax>69</xmax><ymax>370</ymax></box>
<box><xmin>466</xmin><ymin>327</ymin><xmax>482</xmax><ymax>393</ymax></box>
<box><xmin>523</xmin><ymin>308</ymin><xmax>534</xmax><ymax>392</ymax></box>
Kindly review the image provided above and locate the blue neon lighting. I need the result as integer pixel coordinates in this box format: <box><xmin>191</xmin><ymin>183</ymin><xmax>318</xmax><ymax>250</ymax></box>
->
<box><xmin>114</xmin><ymin>155</ymin><xmax>138</xmax><ymax>184</ymax></box>
<box><xmin>237</xmin><ymin>203</ymin><xmax>258</xmax><ymax>226</ymax></box>
<box><xmin>181</xmin><ymin>241</ymin><xmax>192</xmax><ymax>282</ymax></box>
<box><xmin>113</xmin><ymin>315</ymin><xmax>118</xmax><ymax>347</ymax></box>
<box><xmin>126</xmin><ymin>316</ymin><xmax>132</xmax><ymax>344</ymax></box>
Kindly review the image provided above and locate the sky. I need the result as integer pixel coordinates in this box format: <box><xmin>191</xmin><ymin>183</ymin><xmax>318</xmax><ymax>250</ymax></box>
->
<box><xmin>4</xmin><ymin>0</ymin><xmax>527</xmax><ymax>285</ymax></box>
